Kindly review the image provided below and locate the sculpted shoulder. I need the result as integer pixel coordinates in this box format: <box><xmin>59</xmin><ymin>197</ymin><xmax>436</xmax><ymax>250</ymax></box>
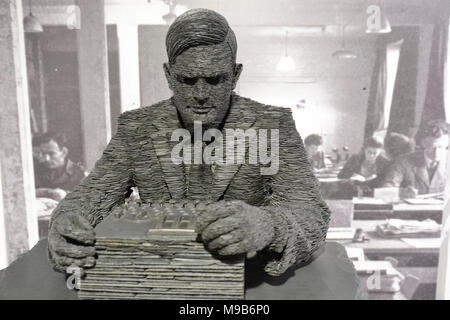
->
<box><xmin>118</xmin><ymin>99</ymin><xmax>173</xmax><ymax>124</ymax></box>
<box><xmin>233</xmin><ymin>94</ymin><xmax>291</xmax><ymax>122</ymax></box>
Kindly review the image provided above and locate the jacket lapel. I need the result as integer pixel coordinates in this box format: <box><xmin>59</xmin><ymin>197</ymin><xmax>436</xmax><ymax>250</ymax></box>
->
<box><xmin>414</xmin><ymin>154</ymin><xmax>430</xmax><ymax>191</ymax></box>
<box><xmin>149</xmin><ymin>99</ymin><xmax>186</xmax><ymax>199</ymax></box>
<box><xmin>210</xmin><ymin>94</ymin><xmax>257</xmax><ymax>200</ymax></box>
<box><xmin>148</xmin><ymin>95</ymin><xmax>257</xmax><ymax>201</ymax></box>
<box><xmin>429</xmin><ymin>160</ymin><xmax>447</xmax><ymax>193</ymax></box>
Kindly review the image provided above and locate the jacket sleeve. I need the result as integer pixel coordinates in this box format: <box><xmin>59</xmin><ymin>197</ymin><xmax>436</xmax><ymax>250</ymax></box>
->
<box><xmin>337</xmin><ymin>155</ymin><xmax>360</xmax><ymax>179</ymax></box>
<box><xmin>50</xmin><ymin>113</ymin><xmax>136</xmax><ymax>228</ymax></box>
<box><xmin>382</xmin><ymin>157</ymin><xmax>407</xmax><ymax>188</ymax></box>
<box><xmin>261</xmin><ymin>109</ymin><xmax>331</xmax><ymax>276</ymax></box>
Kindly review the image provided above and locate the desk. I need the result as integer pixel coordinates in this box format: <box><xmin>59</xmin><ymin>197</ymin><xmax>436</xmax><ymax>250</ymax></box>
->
<box><xmin>333</xmin><ymin>220</ymin><xmax>440</xmax><ymax>300</ymax></box>
<box><xmin>0</xmin><ymin>240</ymin><xmax>366</xmax><ymax>300</ymax></box>
<box><xmin>339</xmin><ymin>220</ymin><xmax>440</xmax><ymax>265</ymax></box>
<box><xmin>353</xmin><ymin>198</ymin><xmax>443</xmax><ymax>222</ymax></box>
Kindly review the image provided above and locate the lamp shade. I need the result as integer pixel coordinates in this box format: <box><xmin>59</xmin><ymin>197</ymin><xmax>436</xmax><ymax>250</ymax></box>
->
<box><xmin>162</xmin><ymin>12</ymin><xmax>177</xmax><ymax>25</ymax></box>
<box><xmin>24</xmin><ymin>13</ymin><xmax>43</xmax><ymax>33</ymax></box>
<box><xmin>277</xmin><ymin>55</ymin><xmax>296</xmax><ymax>72</ymax></box>
<box><xmin>332</xmin><ymin>48</ymin><xmax>357</xmax><ymax>59</ymax></box>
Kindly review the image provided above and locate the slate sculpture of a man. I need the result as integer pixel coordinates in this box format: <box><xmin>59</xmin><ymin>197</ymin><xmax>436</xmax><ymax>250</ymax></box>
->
<box><xmin>48</xmin><ymin>8</ymin><xmax>330</xmax><ymax>278</ymax></box>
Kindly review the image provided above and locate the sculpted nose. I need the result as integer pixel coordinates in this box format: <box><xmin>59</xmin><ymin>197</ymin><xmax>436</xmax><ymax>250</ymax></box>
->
<box><xmin>194</xmin><ymin>97</ymin><xmax>208</xmax><ymax>105</ymax></box>
<box><xmin>193</xmin><ymin>78</ymin><xmax>209</xmax><ymax>105</ymax></box>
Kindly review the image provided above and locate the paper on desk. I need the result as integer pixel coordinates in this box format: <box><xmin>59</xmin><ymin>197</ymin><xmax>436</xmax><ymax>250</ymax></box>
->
<box><xmin>345</xmin><ymin>247</ymin><xmax>365</xmax><ymax>261</ymax></box>
<box><xmin>318</xmin><ymin>177</ymin><xmax>341</xmax><ymax>182</ymax></box>
<box><xmin>401</xmin><ymin>237</ymin><xmax>442</xmax><ymax>248</ymax></box>
<box><xmin>352</xmin><ymin>197</ymin><xmax>388</xmax><ymax>205</ymax></box>
<box><xmin>404</xmin><ymin>198</ymin><xmax>444</xmax><ymax>205</ymax></box>
<box><xmin>326</xmin><ymin>227</ymin><xmax>355</xmax><ymax>240</ymax></box>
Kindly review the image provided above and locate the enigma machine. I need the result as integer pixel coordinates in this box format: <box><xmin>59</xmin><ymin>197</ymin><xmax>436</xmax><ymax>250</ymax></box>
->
<box><xmin>78</xmin><ymin>200</ymin><xmax>245</xmax><ymax>300</ymax></box>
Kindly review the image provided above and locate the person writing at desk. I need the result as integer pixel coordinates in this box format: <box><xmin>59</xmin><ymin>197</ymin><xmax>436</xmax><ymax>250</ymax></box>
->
<box><xmin>33</xmin><ymin>132</ymin><xmax>87</xmax><ymax>202</ymax></box>
<box><xmin>304</xmin><ymin>134</ymin><xmax>331</xmax><ymax>171</ymax></box>
<box><xmin>382</xmin><ymin>119</ymin><xmax>449</xmax><ymax>198</ymax></box>
<box><xmin>337</xmin><ymin>136</ymin><xmax>390</xmax><ymax>188</ymax></box>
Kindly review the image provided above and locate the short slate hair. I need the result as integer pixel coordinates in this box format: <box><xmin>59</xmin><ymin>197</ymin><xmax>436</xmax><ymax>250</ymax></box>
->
<box><xmin>416</xmin><ymin>119</ymin><xmax>450</xmax><ymax>141</ymax></box>
<box><xmin>166</xmin><ymin>8</ymin><xmax>237</xmax><ymax>65</ymax></box>
<box><xmin>304</xmin><ymin>134</ymin><xmax>323</xmax><ymax>147</ymax></box>
<box><xmin>32</xmin><ymin>131</ymin><xmax>67</xmax><ymax>149</ymax></box>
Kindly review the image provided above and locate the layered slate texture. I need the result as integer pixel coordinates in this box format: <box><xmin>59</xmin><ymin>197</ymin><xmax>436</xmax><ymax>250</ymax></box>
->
<box><xmin>79</xmin><ymin>201</ymin><xmax>245</xmax><ymax>299</ymax></box>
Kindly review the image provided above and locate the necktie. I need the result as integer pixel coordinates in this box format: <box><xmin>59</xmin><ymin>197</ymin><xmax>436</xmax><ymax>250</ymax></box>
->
<box><xmin>428</xmin><ymin>161</ymin><xmax>438</xmax><ymax>182</ymax></box>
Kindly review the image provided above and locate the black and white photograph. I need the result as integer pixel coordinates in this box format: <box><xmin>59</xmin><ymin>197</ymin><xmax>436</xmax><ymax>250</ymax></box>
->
<box><xmin>0</xmin><ymin>0</ymin><xmax>450</xmax><ymax>304</ymax></box>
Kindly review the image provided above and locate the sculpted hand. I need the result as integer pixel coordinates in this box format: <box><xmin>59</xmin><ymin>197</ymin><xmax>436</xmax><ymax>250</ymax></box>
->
<box><xmin>195</xmin><ymin>200</ymin><xmax>274</xmax><ymax>257</ymax></box>
<box><xmin>48</xmin><ymin>212</ymin><xmax>96</xmax><ymax>274</ymax></box>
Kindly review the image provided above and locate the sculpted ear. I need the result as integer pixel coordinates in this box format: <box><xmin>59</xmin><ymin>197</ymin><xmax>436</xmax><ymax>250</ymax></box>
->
<box><xmin>232</xmin><ymin>63</ymin><xmax>243</xmax><ymax>90</ymax></box>
<box><xmin>163</xmin><ymin>63</ymin><xmax>174</xmax><ymax>90</ymax></box>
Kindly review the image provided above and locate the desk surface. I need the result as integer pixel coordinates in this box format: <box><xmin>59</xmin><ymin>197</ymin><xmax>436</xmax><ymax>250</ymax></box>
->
<box><xmin>352</xmin><ymin>198</ymin><xmax>443</xmax><ymax>222</ymax></box>
<box><xmin>338</xmin><ymin>220</ymin><xmax>441</xmax><ymax>255</ymax></box>
<box><xmin>0</xmin><ymin>240</ymin><xmax>366</xmax><ymax>300</ymax></box>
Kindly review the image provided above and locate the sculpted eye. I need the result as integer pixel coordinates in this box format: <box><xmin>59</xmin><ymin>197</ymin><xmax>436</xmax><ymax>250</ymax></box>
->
<box><xmin>177</xmin><ymin>76</ymin><xmax>198</xmax><ymax>85</ymax></box>
<box><xmin>205</xmin><ymin>75</ymin><xmax>227</xmax><ymax>85</ymax></box>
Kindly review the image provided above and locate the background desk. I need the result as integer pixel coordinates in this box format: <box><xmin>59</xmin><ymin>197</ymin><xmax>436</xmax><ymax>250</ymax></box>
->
<box><xmin>353</xmin><ymin>200</ymin><xmax>443</xmax><ymax>222</ymax></box>
<box><xmin>334</xmin><ymin>220</ymin><xmax>440</xmax><ymax>299</ymax></box>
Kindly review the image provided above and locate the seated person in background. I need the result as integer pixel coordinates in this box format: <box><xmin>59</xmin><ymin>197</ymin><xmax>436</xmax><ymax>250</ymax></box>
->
<box><xmin>33</xmin><ymin>132</ymin><xmax>87</xmax><ymax>202</ymax></box>
<box><xmin>384</xmin><ymin>132</ymin><xmax>415</xmax><ymax>162</ymax></box>
<box><xmin>304</xmin><ymin>134</ymin><xmax>331</xmax><ymax>171</ymax></box>
<box><xmin>382</xmin><ymin>119</ymin><xmax>449</xmax><ymax>198</ymax></box>
<box><xmin>338</xmin><ymin>136</ymin><xmax>391</xmax><ymax>188</ymax></box>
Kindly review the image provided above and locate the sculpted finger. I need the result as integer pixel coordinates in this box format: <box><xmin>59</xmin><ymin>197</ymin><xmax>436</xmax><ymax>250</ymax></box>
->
<box><xmin>50</xmin><ymin>232</ymin><xmax>95</xmax><ymax>258</ymax></box>
<box><xmin>201</xmin><ymin>215</ymin><xmax>241</xmax><ymax>242</ymax></box>
<box><xmin>217</xmin><ymin>241</ymin><xmax>247</xmax><ymax>256</ymax></box>
<box><xmin>76</xmin><ymin>215</ymin><xmax>94</xmax><ymax>231</ymax></box>
<box><xmin>195</xmin><ymin>206</ymin><xmax>234</xmax><ymax>233</ymax></box>
<box><xmin>55</xmin><ymin>216</ymin><xmax>95</xmax><ymax>245</ymax></box>
<box><xmin>53</xmin><ymin>255</ymin><xmax>75</xmax><ymax>269</ymax></box>
<box><xmin>207</xmin><ymin>229</ymin><xmax>245</xmax><ymax>251</ymax></box>
<box><xmin>72</xmin><ymin>256</ymin><xmax>96</xmax><ymax>269</ymax></box>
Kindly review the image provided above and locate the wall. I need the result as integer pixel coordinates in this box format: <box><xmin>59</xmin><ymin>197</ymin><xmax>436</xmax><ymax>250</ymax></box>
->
<box><xmin>139</xmin><ymin>25</ymin><xmax>376</xmax><ymax>154</ymax></box>
<box><xmin>30</xmin><ymin>26</ymin><xmax>121</xmax><ymax>165</ymax></box>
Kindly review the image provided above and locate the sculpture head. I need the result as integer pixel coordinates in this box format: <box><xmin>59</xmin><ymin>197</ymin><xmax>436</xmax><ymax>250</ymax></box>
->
<box><xmin>164</xmin><ymin>9</ymin><xmax>242</xmax><ymax>130</ymax></box>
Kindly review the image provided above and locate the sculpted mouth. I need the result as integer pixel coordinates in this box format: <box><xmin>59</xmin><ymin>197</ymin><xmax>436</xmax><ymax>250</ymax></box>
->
<box><xmin>190</xmin><ymin>106</ymin><xmax>213</xmax><ymax>114</ymax></box>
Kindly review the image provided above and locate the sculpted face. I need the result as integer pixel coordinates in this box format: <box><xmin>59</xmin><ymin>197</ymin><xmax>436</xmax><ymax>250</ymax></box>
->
<box><xmin>164</xmin><ymin>43</ymin><xmax>242</xmax><ymax>130</ymax></box>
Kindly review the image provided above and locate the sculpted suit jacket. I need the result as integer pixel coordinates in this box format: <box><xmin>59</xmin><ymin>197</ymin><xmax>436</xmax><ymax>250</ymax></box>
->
<box><xmin>382</xmin><ymin>151</ymin><xmax>447</xmax><ymax>194</ymax></box>
<box><xmin>50</xmin><ymin>94</ymin><xmax>330</xmax><ymax>276</ymax></box>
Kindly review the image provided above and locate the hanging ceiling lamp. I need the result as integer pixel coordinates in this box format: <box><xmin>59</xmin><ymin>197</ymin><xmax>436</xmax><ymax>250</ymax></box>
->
<box><xmin>365</xmin><ymin>1</ymin><xmax>392</xmax><ymax>34</ymax></box>
<box><xmin>23</xmin><ymin>0</ymin><xmax>43</xmax><ymax>33</ymax></box>
<box><xmin>332</xmin><ymin>0</ymin><xmax>356</xmax><ymax>59</ymax></box>
<box><xmin>332</xmin><ymin>25</ymin><xmax>357</xmax><ymax>59</ymax></box>
<box><xmin>277</xmin><ymin>31</ymin><xmax>296</xmax><ymax>72</ymax></box>
<box><xmin>162</xmin><ymin>0</ymin><xmax>177</xmax><ymax>25</ymax></box>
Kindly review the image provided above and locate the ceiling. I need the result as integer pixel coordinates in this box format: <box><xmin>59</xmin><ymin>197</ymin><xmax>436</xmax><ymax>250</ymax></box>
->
<box><xmin>26</xmin><ymin>0</ymin><xmax>447</xmax><ymax>39</ymax></box>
